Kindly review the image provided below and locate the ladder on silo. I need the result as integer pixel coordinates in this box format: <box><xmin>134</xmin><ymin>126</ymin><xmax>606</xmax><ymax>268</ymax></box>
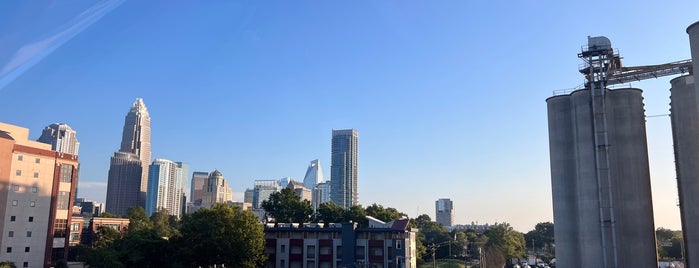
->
<box><xmin>579</xmin><ymin>45</ymin><xmax>620</xmax><ymax>268</ymax></box>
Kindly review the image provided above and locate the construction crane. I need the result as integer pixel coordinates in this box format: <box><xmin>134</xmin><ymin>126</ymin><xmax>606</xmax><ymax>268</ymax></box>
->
<box><xmin>577</xmin><ymin>36</ymin><xmax>692</xmax><ymax>268</ymax></box>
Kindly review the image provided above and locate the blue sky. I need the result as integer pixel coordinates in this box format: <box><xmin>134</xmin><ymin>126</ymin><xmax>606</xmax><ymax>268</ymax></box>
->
<box><xmin>1</xmin><ymin>0</ymin><xmax>697</xmax><ymax>231</ymax></box>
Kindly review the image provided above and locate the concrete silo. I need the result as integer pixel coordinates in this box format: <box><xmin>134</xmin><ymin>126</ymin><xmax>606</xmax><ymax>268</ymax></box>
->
<box><xmin>547</xmin><ymin>88</ymin><xmax>657</xmax><ymax>268</ymax></box>
<box><xmin>671</xmin><ymin>74</ymin><xmax>699</xmax><ymax>267</ymax></box>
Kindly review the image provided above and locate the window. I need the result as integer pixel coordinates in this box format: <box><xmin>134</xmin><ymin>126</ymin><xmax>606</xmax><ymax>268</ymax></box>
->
<box><xmin>26</xmin><ymin>231</ymin><xmax>31</xmax><ymax>237</ymax></box>
<box><xmin>57</xmin><ymin>191</ymin><xmax>70</xmax><ymax>209</ymax></box>
<box><xmin>59</xmin><ymin>164</ymin><xmax>73</xmax><ymax>183</ymax></box>
<box><xmin>396</xmin><ymin>240</ymin><xmax>402</xmax><ymax>249</ymax></box>
<box><xmin>17</xmin><ymin>155</ymin><xmax>23</xmax><ymax>161</ymax></box>
<box><xmin>22</xmin><ymin>262</ymin><xmax>27</xmax><ymax>268</ymax></box>
<box><xmin>33</xmin><ymin>172</ymin><xmax>38</xmax><ymax>178</ymax></box>
<box><xmin>6</xmin><ymin>247</ymin><xmax>11</xmax><ymax>253</ymax></box>
<box><xmin>307</xmin><ymin>245</ymin><xmax>316</xmax><ymax>258</ymax></box>
<box><xmin>24</xmin><ymin>247</ymin><xmax>29</xmax><ymax>252</ymax></box>
<box><xmin>30</xmin><ymin>201</ymin><xmax>35</xmax><ymax>207</ymax></box>
<box><xmin>31</xmin><ymin>187</ymin><xmax>37</xmax><ymax>193</ymax></box>
<box><xmin>28</xmin><ymin>217</ymin><xmax>33</xmax><ymax>222</ymax></box>
<box><xmin>15</xmin><ymin>170</ymin><xmax>21</xmax><ymax>176</ymax></box>
<box><xmin>8</xmin><ymin>231</ymin><xmax>14</xmax><ymax>237</ymax></box>
<box><xmin>54</xmin><ymin>219</ymin><xmax>68</xmax><ymax>237</ymax></box>
<box><xmin>12</xmin><ymin>200</ymin><xmax>18</xmax><ymax>206</ymax></box>
<box><xmin>35</xmin><ymin>158</ymin><xmax>40</xmax><ymax>163</ymax></box>
<box><xmin>281</xmin><ymin>244</ymin><xmax>286</xmax><ymax>253</ymax></box>
<box><xmin>12</xmin><ymin>185</ymin><xmax>19</xmax><ymax>191</ymax></box>
<box><xmin>10</xmin><ymin>216</ymin><xmax>15</xmax><ymax>222</ymax></box>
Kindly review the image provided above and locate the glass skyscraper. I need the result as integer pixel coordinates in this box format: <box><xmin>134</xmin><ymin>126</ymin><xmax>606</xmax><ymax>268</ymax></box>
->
<box><xmin>106</xmin><ymin>98</ymin><xmax>152</xmax><ymax>216</ymax></box>
<box><xmin>330</xmin><ymin>129</ymin><xmax>358</xmax><ymax>209</ymax></box>
<box><xmin>146</xmin><ymin>158</ymin><xmax>187</xmax><ymax>218</ymax></box>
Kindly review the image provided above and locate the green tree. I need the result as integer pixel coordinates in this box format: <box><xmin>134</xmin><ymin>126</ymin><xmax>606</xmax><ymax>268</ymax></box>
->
<box><xmin>93</xmin><ymin>226</ymin><xmax>120</xmax><ymax>248</ymax></box>
<box><xmin>656</xmin><ymin>228</ymin><xmax>684</xmax><ymax>260</ymax></box>
<box><xmin>485</xmin><ymin>223</ymin><xmax>526</xmax><ymax>263</ymax></box>
<box><xmin>365</xmin><ymin>203</ymin><xmax>406</xmax><ymax>222</ymax></box>
<box><xmin>345</xmin><ymin>205</ymin><xmax>369</xmax><ymax>227</ymax></box>
<box><xmin>262</xmin><ymin>188</ymin><xmax>313</xmax><ymax>223</ymax></box>
<box><xmin>176</xmin><ymin>203</ymin><xmax>266</xmax><ymax>267</ymax></box>
<box><xmin>126</xmin><ymin>206</ymin><xmax>153</xmax><ymax>233</ymax></box>
<box><xmin>115</xmin><ymin>228</ymin><xmax>171</xmax><ymax>267</ymax></box>
<box><xmin>150</xmin><ymin>209</ymin><xmax>179</xmax><ymax>238</ymax></box>
<box><xmin>315</xmin><ymin>202</ymin><xmax>345</xmax><ymax>223</ymax></box>
<box><xmin>524</xmin><ymin>222</ymin><xmax>555</xmax><ymax>257</ymax></box>
<box><xmin>0</xmin><ymin>261</ymin><xmax>17</xmax><ymax>268</ymax></box>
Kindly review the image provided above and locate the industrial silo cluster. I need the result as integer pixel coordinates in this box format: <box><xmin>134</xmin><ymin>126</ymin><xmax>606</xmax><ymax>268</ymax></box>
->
<box><xmin>547</xmin><ymin>21</ymin><xmax>699</xmax><ymax>268</ymax></box>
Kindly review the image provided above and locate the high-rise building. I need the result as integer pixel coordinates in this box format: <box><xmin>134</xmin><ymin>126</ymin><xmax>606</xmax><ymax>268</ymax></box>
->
<box><xmin>36</xmin><ymin>123</ymin><xmax>81</xmax><ymax>201</ymax></box>
<box><xmin>106</xmin><ymin>98</ymin><xmax>152</xmax><ymax>216</ymax></box>
<box><xmin>253</xmin><ymin>180</ymin><xmax>281</xmax><ymax>209</ymax></box>
<box><xmin>303</xmin><ymin>159</ymin><xmax>324</xmax><ymax>189</ymax></box>
<box><xmin>190</xmin><ymin>171</ymin><xmax>208</xmax><ymax>205</ymax></box>
<box><xmin>37</xmin><ymin>123</ymin><xmax>80</xmax><ymax>155</ymax></box>
<box><xmin>201</xmin><ymin>170</ymin><xmax>231</xmax><ymax>208</ymax></box>
<box><xmin>287</xmin><ymin>181</ymin><xmax>312</xmax><ymax>202</ymax></box>
<box><xmin>330</xmin><ymin>129</ymin><xmax>359</xmax><ymax>209</ymax></box>
<box><xmin>145</xmin><ymin>159</ymin><xmax>187</xmax><ymax>218</ymax></box>
<box><xmin>312</xmin><ymin>182</ymin><xmax>331</xmax><ymax>211</ymax></box>
<box><xmin>435</xmin><ymin>198</ymin><xmax>454</xmax><ymax>227</ymax></box>
<box><xmin>244</xmin><ymin>188</ymin><xmax>254</xmax><ymax>204</ymax></box>
<box><xmin>0</xmin><ymin>122</ymin><xmax>80</xmax><ymax>267</ymax></box>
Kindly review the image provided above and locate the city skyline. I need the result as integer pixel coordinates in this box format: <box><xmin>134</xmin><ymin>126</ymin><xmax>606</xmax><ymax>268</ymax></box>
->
<box><xmin>2</xmin><ymin>1</ymin><xmax>698</xmax><ymax>231</ymax></box>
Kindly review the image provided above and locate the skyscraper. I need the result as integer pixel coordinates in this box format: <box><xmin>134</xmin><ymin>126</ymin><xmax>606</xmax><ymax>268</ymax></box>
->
<box><xmin>190</xmin><ymin>171</ymin><xmax>209</xmax><ymax>205</ymax></box>
<box><xmin>435</xmin><ymin>198</ymin><xmax>454</xmax><ymax>227</ymax></box>
<box><xmin>201</xmin><ymin>170</ymin><xmax>231</xmax><ymax>208</ymax></box>
<box><xmin>106</xmin><ymin>98</ymin><xmax>152</xmax><ymax>216</ymax></box>
<box><xmin>37</xmin><ymin>123</ymin><xmax>80</xmax><ymax>155</ymax></box>
<box><xmin>145</xmin><ymin>159</ymin><xmax>187</xmax><ymax>218</ymax></box>
<box><xmin>253</xmin><ymin>180</ymin><xmax>281</xmax><ymax>209</ymax></box>
<box><xmin>303</xmin><ymin>159</ymin><xmax>324</xmax><ymax>189</ymax></box>
<box><xmin>330</xmin><ymin>129</ymin><xmax>358</xmax><ymax>209</ymax></box>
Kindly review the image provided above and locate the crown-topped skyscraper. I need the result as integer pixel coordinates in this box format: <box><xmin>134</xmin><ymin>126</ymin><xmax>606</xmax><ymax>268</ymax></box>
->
<box><xmin>106</xmin><ymin>98</ymin><xmax>152</xmax><ymax>216</ymax></box>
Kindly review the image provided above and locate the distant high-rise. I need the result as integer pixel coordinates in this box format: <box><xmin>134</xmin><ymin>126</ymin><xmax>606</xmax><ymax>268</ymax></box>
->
<box><xmin>201</xmin><ymin>170</ymin><xmax>231</xmax><ymax>208</ymax></box>
<box><xmin>244</xmin><ymin>188</ymin><xmax>254</xmax><ymax>204</ymax></box>
<box><xmin>190</xmin><ymin>171</ymin><xmax>208</xmax><ymax>205</ymax></box>
<box><xmin>303</xmin><ymin>159</ymin><xmax>324</xmax><ymax>189</ymax></box>
<box><xmin>330</xmin><ymin>129</ymin><xmax>358</xmax><ymax>209</ymax></box>
<box><xmin>312</xmin><ymin>182</ymin><xmax>331</xmax><ymax>211</ymax></box>
<box><xmin>145</xmin><ymin>159</ymin><xmax>187</xmax><ymax>218</ymax></box>
<box><xmin>253</xmin><ymin>180</ymin><xmax>281</xmax><ymax>209</ymax></box>
<box><xmin>37</xmin><ymin>123</ymin><xmax>80</xmax><ymax>155</ymax></box>
<box><xmin>106</xmin><ymin>98</ymin><xmax>152</xmax><ymax>216</ymax></box>
<box><xmin>435</xmin><ymin>198</ymin><xmax>454</xmax><ymax>227</ymax></box>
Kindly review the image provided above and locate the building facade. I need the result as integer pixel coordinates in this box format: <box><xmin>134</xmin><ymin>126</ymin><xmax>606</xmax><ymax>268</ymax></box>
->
<box><xmin>0</xmin><ymin>122</ymin><xmax>79</xmax><ymax>268</ymax></box>
<box><xmin>201</xmin><ymin>170</ymin><xmax>231</xmax><ymax>208</ymax></box>
<box><xmin>264</xmin><ymin>219</ymin><xmax>417</xmax><ymax>268</ymax></box>
<box><xmin>106</xmin><ymin>98</ymin><xmax>152</xmax><ymax>216</ymax></box>
<box><xmin>145</xmin><ymin>158</ymin><xmax>187</xmax><ymax>218</ymax></box>
<box><xmin>287</xmin><ymin>181</ymin><xmax>312</xmax><ymax>202</ymax></box>
<box><xmin>303</xmin><ymin>159</ymin><xmax>324</xmax><ymax>190</ymax></box>
<box><xmin>36</xmin><ymin>123</ymin><xmax>80</xmax><ymax>155</ymax></box>
<box><xmin>435</xmin><ymin>198</ymin><xmax>454</xmax><ymax>228</ymax></box>
<box><xmin>330</xmin><ymin>129</ymin><xmax>358</xmax><ymax>209</ymax></box>
<box><xmin>190</xmin><ymin>171</ymin><xmax>208</xmax><ymax>205</ymax></box>
<box><xmin>312</xmin><ymin>182</ymin><xmax>331</xmax><ymax>211</ymax></box>
<box><xmin>253</xmin><ymin>180</ymin><xmax>281</xmax><ymax>209</ymax></box>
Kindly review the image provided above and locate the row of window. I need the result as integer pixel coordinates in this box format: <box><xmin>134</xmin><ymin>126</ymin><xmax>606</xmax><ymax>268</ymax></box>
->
<box><xmin>7</xmin><ymin>231</ymin><xmax>32</xmax><ymax>237</ymax></box>
<box><xmin>8</xmin><ymin>216</ymin><xmax>34</xmax><ymax>222</ymax></box>
<box><xmin>11</xmin><ymin>184</ymin><xmax>38</xmax><ymax>193</ymax></box>
<box><xmin>10</xmin><ymin>200</ymin><xmax>36</xmax><ymax>207</ymax></box>
<box><xmin>14</xmin><ymin>170</ymin><xmax>39</xmax><ymax>178</ymax></box>
<box><xmin>17</xmin><ymin>154</ymin><xmax>40</xmax><ymax>163</ymax></box>
<box><xmin>6</xmin><ymin>246</ymin><xmax>31</xmax><ymax>253</ymax></box>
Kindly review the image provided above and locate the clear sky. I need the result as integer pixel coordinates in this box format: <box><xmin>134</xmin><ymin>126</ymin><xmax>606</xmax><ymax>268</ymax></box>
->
<box><xmin>1</xmin><ymin>0</ymin><xmax>697</xmax><ymax>232</ymax></box>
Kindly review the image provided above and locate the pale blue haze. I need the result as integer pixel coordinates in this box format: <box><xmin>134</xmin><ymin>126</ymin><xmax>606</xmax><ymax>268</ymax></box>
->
<box><xmin>1</xmin><ymin>0</ymin><xmax>697</xmax><ymax>231</ymax></box>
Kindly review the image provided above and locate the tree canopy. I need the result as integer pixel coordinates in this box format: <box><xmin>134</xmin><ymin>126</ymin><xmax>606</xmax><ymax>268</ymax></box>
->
<box><xmin>261</xmin><ymin>188</ymin><xmax>313</xmax><ymax>223</ymax></box>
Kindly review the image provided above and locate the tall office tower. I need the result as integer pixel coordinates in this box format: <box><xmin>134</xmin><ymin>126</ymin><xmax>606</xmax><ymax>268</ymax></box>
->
<box><xmin>253</xmin><ymin>180</ymin><xmax>281</xmax><ymax>209</ymax></box>
<box><xmin>312</xmin><ymin>182</ymin><xmax>331</xmax><ymax>211</ymax></box>
<box><xmin>287</xmin><ymin>181</ymin><xmax>312</xmax><ymax>202</ymax></box>
<box><xmin>330</xmin><ymin>129</ymin><xmax>359</xmax><ymax>209</ymax></box>
<box><xmin>201</xmin><ymin>170</ymin><xmax>231</xmax><ymax>208</ymax></box>
<box><xmin>145</xmin><ymin>159</ymin><xmax>187</xmax><ymax>218</ymax></box>
<box><xmin>244</xmin><ymin>188</ymin><xmax>254</xmax><ymax>204</ymax></box>
<box><xmin>435</xmin><ymin>198</ymin><xmax>454</xmax><ymax>227</ymax></box>
<box><xmin>0</xmin><ymin>122</ymin><xmax>79</xmax><ymax>267</ymax></box>
<box><xmin>36</xmin><ymin>123</ymin><xmax>81</xmax><ymax>200</ymax></box>
<box><xmin>190</xmin><ymin>171</ymin><xmax>208</xmax><ymax>205</ymax></box>
<box><xmin>106</xmin><ymin>98</ymin><xmax>152</xmax><ymax>216</ymax></box>
<box><xmin>303</xmin><ymin>159</ymin><xmax>325</xmax><ymax>189</ymax></box>
<box><xmin>37</xmin><ymin>123</ymin><xmax>80</xmax><ymax>155</ymax></box>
